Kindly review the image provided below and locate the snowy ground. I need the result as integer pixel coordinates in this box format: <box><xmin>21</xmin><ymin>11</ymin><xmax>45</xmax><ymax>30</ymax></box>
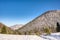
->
<box><xmin>0</xmin><ymin>34</ymin><xmax>46</xmax><ymax>40</ymax></box>
<box><xmin>0</xmin><ymin>32</ymin><xmax>60</xmax><ymax>40</ymax></box>
<box><xmin>40</xmin><ymin>32</ymin><xmax>60</xmax><ymax>40</ymax></box>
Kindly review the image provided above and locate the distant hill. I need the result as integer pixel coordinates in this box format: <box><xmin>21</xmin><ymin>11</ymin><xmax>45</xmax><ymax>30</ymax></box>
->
<box><xmin>0</xmin><ymin>23</ymin><xmax>19</xmax><ymax>34</ymax></box>
<box><xmin>16</xmin><ymin>10</ymin><xmax>60</xmax><ymax>35</ymax></box>
<box><xmin>10</xmin><ymin>24</ymin><xmax>23</xmax><ymax>30</ymax></box>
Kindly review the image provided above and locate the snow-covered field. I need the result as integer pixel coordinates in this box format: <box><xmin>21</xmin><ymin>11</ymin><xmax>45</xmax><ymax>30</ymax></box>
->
<box><xmin>0</xmin><ymin>32</ymin><xmax>60</xmax><ymax>40</ymax></box>
<box><xmin>0</xmin><ymin>34</ymin><xmax>46</xmax><ymax>40</ymax></box>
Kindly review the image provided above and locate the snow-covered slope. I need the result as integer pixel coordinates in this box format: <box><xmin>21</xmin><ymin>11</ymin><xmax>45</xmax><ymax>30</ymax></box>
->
<box><xmin>0</xmin><ymin>32</ymin><xmax>60</xmax><ymax>40</ymax></box>
<box><xmin>17</xmin><ymin>10</ymin><xmax>60</xmax><ymax>34</ymax></box>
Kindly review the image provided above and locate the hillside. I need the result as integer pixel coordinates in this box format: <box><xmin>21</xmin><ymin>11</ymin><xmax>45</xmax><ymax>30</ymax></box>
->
<box><xmin>17</xmin><ymin>10</ymin><xmax>60</xmax><ymax>35</ymax></box>
<box><xmin>0</xmin><ymin>23</ymin><xmax>19</xmax><ymax>34</ymax></box>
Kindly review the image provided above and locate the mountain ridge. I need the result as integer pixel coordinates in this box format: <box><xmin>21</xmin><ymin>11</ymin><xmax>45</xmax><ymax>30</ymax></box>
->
<box><xmin>17</xmin><ymin>10</ymin><xmax>60</xmax><ymax>35</ymax></box>
<box><xmin>18</xmin><ymin>10</ymin><xmax>59</xmax><ymax>30</ymax></box>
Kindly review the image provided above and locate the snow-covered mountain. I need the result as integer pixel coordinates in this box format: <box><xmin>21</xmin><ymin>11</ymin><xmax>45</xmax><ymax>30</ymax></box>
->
<box><xmin>10</xmin><ymin>24</ymin><xmax>23</xmax><ymax>30</ymax></box>
<box><xmin>17</xmin><ymin>10</ymin><xmax>60</xmax><ymax>34</ymax></box>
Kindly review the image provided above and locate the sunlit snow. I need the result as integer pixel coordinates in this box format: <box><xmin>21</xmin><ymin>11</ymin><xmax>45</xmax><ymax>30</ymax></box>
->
<box><xmin>0</xmin><ymin>32</ymin><xmax>60</xmax><ymax>40</ymax></box>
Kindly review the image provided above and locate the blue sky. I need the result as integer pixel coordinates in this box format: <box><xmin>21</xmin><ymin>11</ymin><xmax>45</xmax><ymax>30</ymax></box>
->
<box><xmin>0</xmin><ymin>0</ymin><xmax>60</xmax><ymax>26</ymax></box>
